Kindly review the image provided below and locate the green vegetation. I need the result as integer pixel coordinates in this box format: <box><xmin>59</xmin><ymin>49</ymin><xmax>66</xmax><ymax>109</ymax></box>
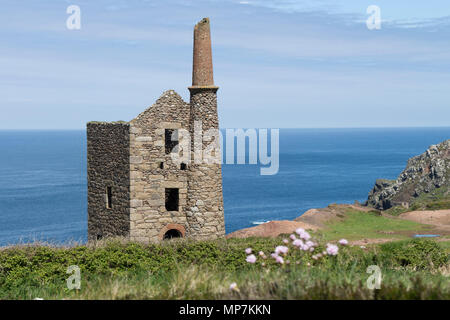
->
<box><xmin>0</xmin><ymin>238</ymin><xmax>448</xmax><ymax>300</ymax></box>
<box><xmin>318</xmin><ymin>210</ymin><xmax>431</xmax><ymax>241</ymax></box>
<box><xmin>386</xmin><ymin>187</ymin><xmax>450</xmax><ymax>216</ymax></box>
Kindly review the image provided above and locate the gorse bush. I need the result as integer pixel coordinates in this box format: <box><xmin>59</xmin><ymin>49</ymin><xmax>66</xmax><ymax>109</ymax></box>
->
<box><xmin>378</xmin><ymin>239</ymin><xmax>449</xmax><ymax>269</ymax></box>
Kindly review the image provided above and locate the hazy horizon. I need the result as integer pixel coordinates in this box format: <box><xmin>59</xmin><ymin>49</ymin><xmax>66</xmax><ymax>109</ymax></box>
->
<box><xmin>2</xmin><ymin>126</ymin><xmax>450</xmax><ymax>131</ymax></box>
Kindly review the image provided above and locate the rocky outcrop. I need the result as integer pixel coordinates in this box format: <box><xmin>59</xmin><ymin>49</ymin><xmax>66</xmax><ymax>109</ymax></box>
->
<box><xmin>367</xmin><ymin>140</ymin><xmax>450</xmax><ymax>210</ymax></box>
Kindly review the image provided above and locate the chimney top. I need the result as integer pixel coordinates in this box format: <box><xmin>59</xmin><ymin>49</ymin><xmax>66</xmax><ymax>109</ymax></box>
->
<box><xmin>191</xmin><ymin>17</ymin><xmax>216</xmax><ymax>88</ymax></box>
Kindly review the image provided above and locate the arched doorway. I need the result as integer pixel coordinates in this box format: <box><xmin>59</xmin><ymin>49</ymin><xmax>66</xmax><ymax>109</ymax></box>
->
<box><xmin>159</xmin><ymin>223</ymin><xmax>186</xmax><ymax>241</ymax></box>
<box><xmin>163</xmin><ymin>229</ymin><xmax>182</xmax><ymax>240</ymax></box>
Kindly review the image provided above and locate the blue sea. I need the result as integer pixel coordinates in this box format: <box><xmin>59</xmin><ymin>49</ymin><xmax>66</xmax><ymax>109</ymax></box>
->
<box><xmin>0</xmin><ymin>128</ymin><xmax>449</xmax><ymax>246</ymax></box>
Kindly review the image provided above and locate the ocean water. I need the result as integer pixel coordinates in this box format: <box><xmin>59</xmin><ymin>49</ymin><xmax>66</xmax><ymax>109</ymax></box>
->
<box><xmin>0</xmin><ymin>128</ymin><xmax>449</xmax><ymax>246</ymax></box>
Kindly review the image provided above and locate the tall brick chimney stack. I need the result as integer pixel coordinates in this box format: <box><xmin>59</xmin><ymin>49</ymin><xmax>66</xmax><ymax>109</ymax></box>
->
<box><xmin>191</xmin><ymin>17</ymin><xmax>215</xmax><ymax>87</ymax></box>
<box><xmin>186</xmin><ymin>18</ymin><xmax>225</xmax><ymax>240</ymax></box>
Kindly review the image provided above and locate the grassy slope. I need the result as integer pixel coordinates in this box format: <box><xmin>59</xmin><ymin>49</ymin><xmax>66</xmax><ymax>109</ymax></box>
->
<box><xmin>317</xmin><ymin>209</ymin><xmax>433</xmax><ymax>241</ymax></box>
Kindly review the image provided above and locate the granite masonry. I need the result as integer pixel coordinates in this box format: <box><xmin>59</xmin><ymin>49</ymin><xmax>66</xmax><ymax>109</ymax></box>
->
<box><xmin>87</xmin><ymin>18</ymin><xmax>225</xmax><ymax>242</ymax></box>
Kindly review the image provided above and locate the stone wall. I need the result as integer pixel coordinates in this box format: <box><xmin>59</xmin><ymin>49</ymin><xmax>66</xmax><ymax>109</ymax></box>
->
<box><xmin>87</xmin><ymin>122</ymin><xmax>130</xmax><ymax>240</ymax></box>
<box><xmin>128</xmin><ymin>90</ymin><xmax>191</xmax><ymax>242</ymax></box>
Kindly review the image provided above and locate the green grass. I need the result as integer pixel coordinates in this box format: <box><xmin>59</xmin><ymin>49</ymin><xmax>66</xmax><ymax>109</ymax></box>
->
<box><xmin>318</xmin><ymin>210</ymin><xmax>430</xmax><ymax>241</ymax></box>
<box><xmin>386</xmin><ymin>187</ymin><xmax>450</xmax><ymax>216</ymax></box>
<box><xmin>0</xmin><ymin>237</ymin><xmax>448</xmax><ymax>300</ymax></box>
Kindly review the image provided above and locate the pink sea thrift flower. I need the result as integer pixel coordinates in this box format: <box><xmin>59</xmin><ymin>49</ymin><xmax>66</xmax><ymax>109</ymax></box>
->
<box><xmin>293</xmin><ymin>239</ymin><xmax>303</xmax><ymax>247</ymax></box>
<box><xmin>306</xmin><ymin>241</ymin><xmax>315</xmax><ymax>247</ymax></box>
<box><xmin>326</xmin><ymin>244</ymin><xmax>339</xmax><ymax>256</ymax></box>
<box><xmin>271</xmin><ymin>253</ymin><xmax>279</xmax><ymax>259</ymax></box>
<box><xmin>246</xmin><ymin>254</ymin><xmax>257</xmax><ymax>263</ymax></box>
<box><xmin>275</xmin><ymin>256</ymin><xmax>284</xmax><ymax>264</ymax></box>
<box><xmin>229</xmin><ymin>282</ymin><xmax>238</xmax><ymax>291</ymax></box>
<box><xmin>289</xmin><ymin>234</ymin><xmax>297</xmax><ymax>241</ymax></box>
<box><xmin>283</xmin><ymin>239</ymin><xmax>289</xmax><ymax>244</ymax></box>
<box><xmin>245</xmin><ymin>248</ymin><xmax>252</xmax><ymax>254</ymax></box>
<box><xmin>295</xmin><ymin>228</ymin><xmax>311</xmax><ymax>240</ymax></box>
<box><xmin>300</xmin><ymin>231</ymin><xmax>311</xmax><ymax>240</ymax></box>
<box><xmin>339</xmin><ymin>239</ymin><xmax>348</xmax><ymax>246</ymax></box>
<box><xmin>258</xmin><ymin>251</ymin><xmax>265</xmax><ymax>256</ymax></box>
<box><xmin>275</xmin><ymin>245</ymin><xmax>289</xmax><ymax>255</ymax></box>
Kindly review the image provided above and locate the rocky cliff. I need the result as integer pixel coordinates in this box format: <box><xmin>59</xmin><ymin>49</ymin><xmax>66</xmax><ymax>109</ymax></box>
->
<box><xmin>366</xmin><ymin>139</ymin><xmax>450</xmax><ymax>210</ymax></box>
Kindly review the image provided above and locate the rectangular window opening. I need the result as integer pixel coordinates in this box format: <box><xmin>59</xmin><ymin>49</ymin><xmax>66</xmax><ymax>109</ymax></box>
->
<box><xmin>165</xmin><ymin>129</ymin><xmax>179</xmax><ymax>154</ymax></box>
<box><xmin>106</xmin><ymin>186</ymin><xmax>112</xmax><ymax>209</ymax></box>
<box><xmin>165</xmin><ymin>188</ymin><xmax>179</xmax><ymax>211</ymax></box>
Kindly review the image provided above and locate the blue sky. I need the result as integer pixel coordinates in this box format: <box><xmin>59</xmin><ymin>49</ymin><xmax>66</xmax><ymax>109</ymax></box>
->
<box><xmin>1</xmin><ymin>0</ymin><xmax>449</xmax><ymax>129</ymax></box>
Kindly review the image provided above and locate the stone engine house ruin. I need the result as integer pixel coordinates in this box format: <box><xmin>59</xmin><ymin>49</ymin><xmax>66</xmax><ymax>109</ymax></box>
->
<box><xmin>87</xmin><ymin>18</ymin><xmax>225</xmax><ymax>242</ymax></box>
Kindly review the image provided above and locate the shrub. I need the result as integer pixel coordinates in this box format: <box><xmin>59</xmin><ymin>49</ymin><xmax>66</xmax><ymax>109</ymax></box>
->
<box><xmin>379</xmin><ymin>239</ymin><xmax>448</xmax><ymax>269</ymax></box>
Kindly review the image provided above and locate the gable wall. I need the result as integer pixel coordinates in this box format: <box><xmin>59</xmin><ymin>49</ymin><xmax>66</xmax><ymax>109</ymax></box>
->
<box><xmin>128</xmin><ymin>90</ymin><xmax>191</xmax><ymax>242</ymax></box>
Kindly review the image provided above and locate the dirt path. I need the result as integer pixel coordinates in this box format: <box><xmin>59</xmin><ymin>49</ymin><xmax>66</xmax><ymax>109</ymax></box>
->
<box><xmin>399</xmin><ymin>209</ymin><xmax>450</xmax><ymax>234</ymax></box>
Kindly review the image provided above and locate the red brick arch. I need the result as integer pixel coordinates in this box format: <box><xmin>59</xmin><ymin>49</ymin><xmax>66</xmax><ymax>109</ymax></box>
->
<box><xmin>159</xmin><ymin>223</ymin><xmax>186</xmax><ymax>240</ymax></box>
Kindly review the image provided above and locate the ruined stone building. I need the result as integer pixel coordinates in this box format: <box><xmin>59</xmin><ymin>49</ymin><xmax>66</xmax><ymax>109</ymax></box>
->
<box><xmin>87</xmin><ymin>18</ymin><xmax>225</xmax><ymax>242</ymax></box>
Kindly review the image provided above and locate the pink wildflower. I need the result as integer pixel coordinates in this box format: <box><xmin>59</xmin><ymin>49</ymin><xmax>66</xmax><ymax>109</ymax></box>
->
<box><xmin>338</xmin><ymin>239</ymin><xmax>348</xmax><ymax>246</ymax></box>
<box><xmin>326</xmin><ymin>244</ymin><xmax>339</xmax><ymax>256</ymax></box>
<box><xmin>275</xmin><ymin>256</ymin><xmax>284</xmax><ymax>264</ymax></box>
<box><xmin>289</xmin><ymin>234</ymin><xmax>297</xmax><ymax>241</ymax></box>
<box><xmin>275</xmin><ymin>245</ymin><xmax>289</xmax><ymax>255</ymax></box>
<box><xmin>258</xmin><ymin>251</ymin><xmax>265</xmax><ymax>256</ymax></box>
<box><xmin>245</xmin><ymin>248</ymin><xmax>252</xmax><ymax>255</ymax></box>
<box><xmin>295</xmin><ymin>228</ymin><xmax>311</xmax><ymax>240</ymax></box>
<box><xmin>283</xmin><ymin>239</ymin><xmax>289</xmax><ymax>244</ymax></box>
<box><xmin>246</xmin><ymin>254</ymin><xmax>257</xmax><ymax>263</ymax></box>
<box><xmin>300</xmin><ymin>231</ymin><xmax>311</xmax><ymax>241</ymax></box>
<box><xmin>293</xmin><ymin>239</ymin><xmax>303</xmax><ymax>247</ymax></box>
